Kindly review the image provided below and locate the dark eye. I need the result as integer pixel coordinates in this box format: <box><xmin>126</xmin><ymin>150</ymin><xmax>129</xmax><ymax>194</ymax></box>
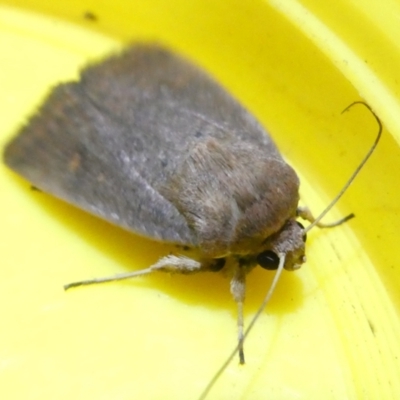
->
<box><xmin>296</xmin><ymin>221</ymin><xmax>307</xmax><ymax>243</ymax></box>
<box><xmin>257</xmin><ymin>251</ymin><xmax>280</xmax><ymax>270</ymax></box>
<box><xmin>209</xmin><ymin>258</ymin><xmax>226</xmax><ymax>272</ymax></box>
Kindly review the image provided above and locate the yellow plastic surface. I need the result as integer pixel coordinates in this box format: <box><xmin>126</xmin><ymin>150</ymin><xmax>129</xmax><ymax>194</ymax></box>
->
<box><xmin>1</xmin><ymin>1</ymin><xmax>400</xmax><ymax>399</ymax></box>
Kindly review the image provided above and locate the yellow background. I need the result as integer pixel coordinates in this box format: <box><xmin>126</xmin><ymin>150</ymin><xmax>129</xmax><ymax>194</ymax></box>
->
<box><xmin>1</xmin><ymin>1</ymin><xmax>400</xmax><ymax>399</ymax></box>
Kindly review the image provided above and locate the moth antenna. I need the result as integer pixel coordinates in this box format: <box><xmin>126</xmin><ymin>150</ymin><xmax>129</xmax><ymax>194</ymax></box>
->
<box><xmin>197</xmin><ymin>253</ymin><xmax>286</xmax><ymax>400</ymax></box>
<box><xmin>304</xmin><ymin>101</ymin><xmax>382</xmax><ymax>234</ymax></box>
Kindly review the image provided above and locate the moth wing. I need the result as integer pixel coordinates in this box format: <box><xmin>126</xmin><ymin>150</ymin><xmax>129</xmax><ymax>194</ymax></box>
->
<box><xmin>4</xmin><ymin>82</ymin><xmax>196</xmax><ymax>245</ymax></box>
<box><xmin>4</xmin><ymin>44</ymin><xmax>278</xmax><ymax>246</ymax></box>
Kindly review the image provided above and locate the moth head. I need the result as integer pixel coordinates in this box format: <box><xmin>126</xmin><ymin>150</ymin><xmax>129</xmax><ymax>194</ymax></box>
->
<box><xmin>257</xmin><ymin>219</ymin><xmax>306</xmax><ymax>271</ymax></box>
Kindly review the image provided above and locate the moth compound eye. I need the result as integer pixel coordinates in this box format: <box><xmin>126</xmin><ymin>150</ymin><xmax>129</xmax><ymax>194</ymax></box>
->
<box><xmin>209</xmin><ymin>258</ymin><xmax>226</xmax><ymax>272</ymax></box>
<box><xmin>257</xmin><ymin>250</ymin><xmax>280</xmax><ymax>270</ymax></box>
<box><xmin>296</xmin><ymin>221</ymin><xmax>307</xmax><ymax>242</ymax></box>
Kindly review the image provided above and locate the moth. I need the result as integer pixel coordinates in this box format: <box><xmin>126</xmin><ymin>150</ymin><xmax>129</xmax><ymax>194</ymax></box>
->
<box><xmin>3</xmin><ymin>44</ymin><xmax>380</xmax><ymax>379</ymax></box>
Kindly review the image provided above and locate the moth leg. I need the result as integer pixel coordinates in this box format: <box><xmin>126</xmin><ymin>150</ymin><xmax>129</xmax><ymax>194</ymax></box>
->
<box><xmin>230</xmin><ymin>265</ymin><xmax>246</xmax><ymax>364</ymax></box>
<box><xmin>64</xmin><ymin>255</ymin><xmax>203</xmax><ymax>290</ymax></box>
<box><xmin>297</xmin><ymin>206</ymin><xmax>354</xmax><ymax>228</ymax></box>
